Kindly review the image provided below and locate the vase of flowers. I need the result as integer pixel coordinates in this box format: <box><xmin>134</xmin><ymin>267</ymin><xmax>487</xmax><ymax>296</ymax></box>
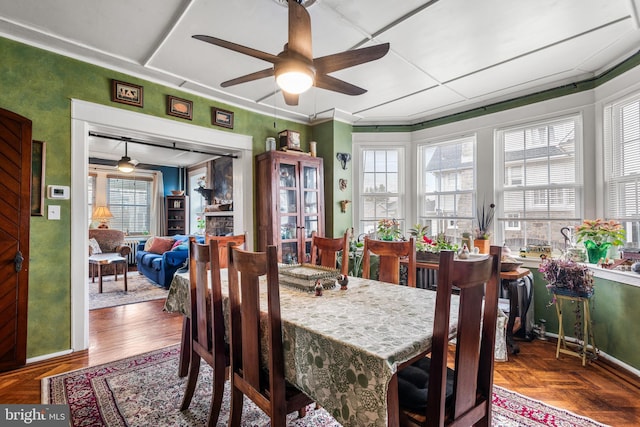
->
<box><xmin>377</xmin><ymin>218</ymin><xmax>402</xmax><ymax>241</ymax></box>
<box><xmin>474</xmin><ymin>201</ymin><xmax>495</xmax><ymax>253</ymax></box>
<box><xmin>575</xmin><ymin>219</ymin><xmax>625</xmax><ymax>264</ymax></box>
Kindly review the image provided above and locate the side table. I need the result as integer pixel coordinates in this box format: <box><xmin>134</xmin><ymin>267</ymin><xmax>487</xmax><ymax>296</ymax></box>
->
<box><xmin>554</xmin><ymin>292</ymin><xmax>597</xmax><ymax>366</ymax></box>
<box><xmin>500</xmin><ymin>267</ymin><xmax>532</xmax><ymax>355</ymax></box>
<box><xmin>89</xmin><ymin>253</ymin><xmax>128</xmax><ymax>293</ymax></box>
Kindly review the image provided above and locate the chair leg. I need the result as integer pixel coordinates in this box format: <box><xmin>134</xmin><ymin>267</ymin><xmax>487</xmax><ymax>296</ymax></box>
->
<box><xmin>206</xmin><ymin>359</ymin><xmax>226</xmax><ymax>427</ymax></box>
<box><xmin>228</xmin><ymin>382</ymin><xmax>244</xmax><ymax>427</ymax></box>
<box><xmin>180</xmin><ymin>352</ymin><xmax>201</xmax><ymax>411</ymax></box>
<box><xmin>178</xmin><ymin>317</ymin><xmax>191</xmax><ymax>377</ymax></box>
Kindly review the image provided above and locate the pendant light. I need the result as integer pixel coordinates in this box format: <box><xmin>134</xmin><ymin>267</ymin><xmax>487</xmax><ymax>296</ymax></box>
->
<box><xmin>117</xmin><ymin>142</ymin><xmax>135</xmax><ymax>173</ymax></box>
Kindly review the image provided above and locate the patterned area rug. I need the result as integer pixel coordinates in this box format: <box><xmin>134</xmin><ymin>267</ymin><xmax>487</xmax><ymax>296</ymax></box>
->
<box><xmin>89</xmin><ymin>272</ymin><xmax>168</xmax><ymax>310</ymax></box>
<box><xmin>42</xmin><ymin>345</ymin><xmax>609</xmax><ymax>427</ymax></box>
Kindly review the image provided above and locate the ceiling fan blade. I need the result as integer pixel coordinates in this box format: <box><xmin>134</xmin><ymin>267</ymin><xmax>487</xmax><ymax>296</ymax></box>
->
<box><xmin>193</xmin><ymin>35</ymin><xmax>280</xmax><ymax>64</ymax></box>
<box><xmin>314</xmin><ymin>43</ymin><xmax>390</xmax><ymax>74</ymax></box>
<box><xmin>287</xmin><ymin>0</ymin><xmax>313</xmax><ymax>60</ymax></box>
<box><xmin>315</xmin><ymin>74</ymin><xmax>367</xmax><ymax>96</ymax></box>
<box><xmin>282</xmin><ymin>91</ymin><xmax>299</xmax><ymax>106</ymax></box>
<box><xmin>221</xmin><ymin>68</ymin><xmax>275</xmax><ymax>87</ymax></box>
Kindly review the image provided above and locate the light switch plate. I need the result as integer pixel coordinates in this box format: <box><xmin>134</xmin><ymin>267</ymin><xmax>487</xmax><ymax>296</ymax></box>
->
<box><xmin>48</xmin><ymin>205</ymin><xmax>61</xmax><ymax>220</ymax></box>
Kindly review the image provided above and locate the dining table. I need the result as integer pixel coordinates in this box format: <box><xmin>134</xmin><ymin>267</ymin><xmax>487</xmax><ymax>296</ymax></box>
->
<box><xmin>164</xmin><ymin>268</ymin><xmax>460</xmax><ymax>427</ymax></box>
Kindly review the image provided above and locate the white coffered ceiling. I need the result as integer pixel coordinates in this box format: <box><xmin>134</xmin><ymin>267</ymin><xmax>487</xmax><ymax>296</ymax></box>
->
<box><xmin>1</xmin><ymin>0</ymin><xmax>639</xmax><ymax>129</ymax></box>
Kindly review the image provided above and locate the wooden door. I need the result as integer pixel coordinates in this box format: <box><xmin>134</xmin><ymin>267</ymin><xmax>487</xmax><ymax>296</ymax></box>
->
<box><xmin>0</xmin><ymin>108</ymin><xmax>32</xmax><ymax>371</ymax></box>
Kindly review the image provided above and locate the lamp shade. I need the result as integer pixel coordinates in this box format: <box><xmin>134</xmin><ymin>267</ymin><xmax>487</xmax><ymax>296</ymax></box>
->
<box><xmin>92</xmin><ymin>206</ymin><xmax>114</xmax><ymax>229</ymax></box>
<box><xmin>275</xmin><ymin>61</ymin><xmax>315</xmax><ymax>94</ymax></box>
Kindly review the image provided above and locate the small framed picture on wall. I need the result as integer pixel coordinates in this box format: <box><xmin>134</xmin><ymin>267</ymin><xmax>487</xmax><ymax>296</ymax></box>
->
<box><xmin>111</xmin><ymin>79</ymin><xmax>144</xmax><ymax>107</ymax></box>
<box><xmin>167</xmin><ymin>96</ymin><xmax>193</xmax><ymax>120</ymax></box>
<box><xmin>212</xmin><ymin>107</ymin><xmax>234</xmax><ymax>129</ymax></box>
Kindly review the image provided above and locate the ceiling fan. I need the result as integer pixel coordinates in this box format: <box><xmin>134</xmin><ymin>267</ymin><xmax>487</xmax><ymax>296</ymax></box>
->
<box><xmin>193</xmin><ymin>0</ymin><xmax>390</xmax><ymax>106</ymax></box>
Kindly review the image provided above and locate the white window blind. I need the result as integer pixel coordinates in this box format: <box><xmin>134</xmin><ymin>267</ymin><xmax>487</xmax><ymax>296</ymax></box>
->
<box><xmin>604</xmin><ymin>93</ymin><xmax>640</xmax><ymax>244</ymax></box>
<box><xmin>107</xmin><ymin>176</ymin><xmax>152</xmax><ymax>235</ymax></box>
<box><xmin>496</xmin><ymin>115</ymin><xmax>582</xmax><ymax>249</ymax></box>
<box><xmin>418</xmin><ymin>136</ymin><xmax>475</xmax><ymax>237</ymax></box>
<box><xmin>605</xmin><ymin>95</ymin><xmax>640</xmax><ymax>220</ymax></box>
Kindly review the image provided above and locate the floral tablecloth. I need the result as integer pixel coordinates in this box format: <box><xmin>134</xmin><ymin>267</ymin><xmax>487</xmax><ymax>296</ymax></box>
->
<box><xmin>165</xmin><ymin>271</ymin><xmax>459</xmax><ymax>427</ymax></box>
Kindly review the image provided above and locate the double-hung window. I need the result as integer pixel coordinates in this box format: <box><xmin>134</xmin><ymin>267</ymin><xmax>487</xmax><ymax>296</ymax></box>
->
<box><xmin>107</xmin><ymin>175</ymin><xmax>152</xmax><ymax>235</ymax></box>
<box><xmin>417</xmin><ymin>136</ymin><xmax>475</xmax><ymax>239</ymax></box>
<box><xmin>604</xmin><ymin>93</ymin><xmax>640</xmax><ymax>244</ymax></box>
<box><xmin>496</xmin><ymin>115</ymin><xmax>582</xmax><ymax>249</ymax></box>
<box><xmin>358</xmin><ymin>147</ymin><xmax>405</xmax><ymax>235</ymax></box>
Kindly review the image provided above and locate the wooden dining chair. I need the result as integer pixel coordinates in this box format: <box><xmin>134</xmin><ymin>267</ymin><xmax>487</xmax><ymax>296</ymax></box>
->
<box><xmin>361</xmin><ymin>236</ymin><xmax>416</xmax><ymax>286</ymax></box>
<box><xmin>395</xmin><ymin>246</ymin><xmax>502</xmax><ymax>427</ymax></box>
<box><xmin>178</xmin><ymin>232</ymin><xmax>247</xmax><ymax>377</ymax></box>
<box><xmin>179</xmin><ymin>237</ymin><xmax>229</xmax><ymax>427</ymax></box>
<box><xmin>309</xmin><ymin>230</ymin><xmax>350</xmax><ymax>276</ymax></box>
<box><xmin>227</xmin><ymin>244</ymin><xmax>314</xmax><ymax>427</ymax></box>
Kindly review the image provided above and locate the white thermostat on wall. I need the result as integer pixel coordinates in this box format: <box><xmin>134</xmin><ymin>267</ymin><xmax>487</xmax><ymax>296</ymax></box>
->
<box><xmin>48</xmin><ymin>185</ymin><xmax>70</xmax><ymax>199</ymax></box>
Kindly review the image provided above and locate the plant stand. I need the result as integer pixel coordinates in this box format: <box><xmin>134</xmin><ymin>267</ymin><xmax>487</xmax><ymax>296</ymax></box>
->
<box><xmin>554</xmin><ymin>293</ymin><xmax>597</xmax><ymax>366</ymax></box>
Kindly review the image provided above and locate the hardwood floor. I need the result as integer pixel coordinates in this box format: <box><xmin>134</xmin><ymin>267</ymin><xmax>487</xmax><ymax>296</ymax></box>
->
<box><xmin>1</xmin><ymin>300</ymin><xmax>638</xmax><ymax>426</ymax></box>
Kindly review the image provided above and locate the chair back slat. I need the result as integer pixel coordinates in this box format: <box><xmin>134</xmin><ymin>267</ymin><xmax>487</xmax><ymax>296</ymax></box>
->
<box><xmin>206</xmin><ymin>232</ymin><xmax>247</xmax><ymax>268</ymax></box>
<box><xmin>362</xmin><ymin>237</ymin><xmax>416</xmax><ymax>286</ymax></box>
<box><xmin>310</xmin><ymin>230</ymin><xmax>350</xmax><ymax>276</ymax></box>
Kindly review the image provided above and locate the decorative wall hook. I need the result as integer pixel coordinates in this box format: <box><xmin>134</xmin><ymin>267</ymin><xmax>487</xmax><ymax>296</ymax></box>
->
<box><xmin>336</xmin><ymin>152</ymin><xmax>351</xmax><ymax>170</ymax></box>
<box><xmin>339</xmin><ymin>178</ymin><xmax>347</xmax><ymax>191</ymax></box>
<box><xmin>339</xmin><ymin>200</ymin><xmax>351</xmax><ymax>213</ymax></box>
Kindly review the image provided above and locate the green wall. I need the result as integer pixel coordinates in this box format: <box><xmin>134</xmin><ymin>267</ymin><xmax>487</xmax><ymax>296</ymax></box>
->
<box><xmin>531</xmin><ymin>269</ymin><xmax>640</xmax><ymax>369</ymax></box>
<box><xmin>312</xmin><ymin>120</ymin><xmax>353</xmax><ymax>238</ymax></box>
<box><xmin>0</xmin><ymin>36</ymin><xmax>325</xmax><ymax>358</ymax></box>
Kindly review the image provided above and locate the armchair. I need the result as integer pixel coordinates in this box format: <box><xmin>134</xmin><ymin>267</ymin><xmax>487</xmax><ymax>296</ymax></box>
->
<box><xmin>88</xmin><ymin>229</ymin><xmax>131</xmax><ymax>276</ymax></box>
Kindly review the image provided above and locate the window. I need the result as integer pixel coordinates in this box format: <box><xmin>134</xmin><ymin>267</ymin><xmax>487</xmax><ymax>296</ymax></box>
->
<box><xmin>418</xmin><ymin>136</ymin><xmax>475</xmax><ymax>239</ymax></box>
<box><xmin>496</xmin><ymin>115</ymin><xmax>582</xmax><ymax>249</ymax></box>
<box><xmin>604</xmin><ymin>93</ymin><xmax>640</xmax><ymax>244</ymax></box>
<box><xmin>107</xmin><ymin>175</ymin><xmax>152</xmax><ymax>235</ymax></box>
<box><xmin>358</xmin><ymin>148</ymin><xmax>404</xmax><ymax>235</ymax></box>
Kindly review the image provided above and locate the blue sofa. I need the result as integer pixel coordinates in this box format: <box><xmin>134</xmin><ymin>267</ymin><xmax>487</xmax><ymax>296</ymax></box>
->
<box><xmin>135</xmin><ymin>235</ymin><xmax>204</xmax><ymax>288</ymax></box>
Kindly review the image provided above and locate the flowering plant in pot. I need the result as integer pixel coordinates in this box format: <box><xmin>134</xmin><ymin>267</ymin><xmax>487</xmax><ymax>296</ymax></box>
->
<box><xmin>575</xmin><ymin>219</ymin><xmax>625</xmax><ymax>264</ymax></box>
<box><xmin>409</xmin><ymin>225</ymin><xmax>458</xmax><ymax>261</ymax></box>
<box><xmin>377</xmin><ymin>218</ymin><xmax>402</xmax><ymax>241</ymax></box>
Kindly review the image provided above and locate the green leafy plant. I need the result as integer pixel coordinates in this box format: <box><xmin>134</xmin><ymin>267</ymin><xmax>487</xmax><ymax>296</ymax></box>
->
<box><xmin>377</xmin><ymin>218</ymin><xmax>402</xmax><ymax>241</ymax></box>
<box><xmin>575</xmin><ymin>219</ymin><xmax>625</xmax><ymax>246</ymax></box>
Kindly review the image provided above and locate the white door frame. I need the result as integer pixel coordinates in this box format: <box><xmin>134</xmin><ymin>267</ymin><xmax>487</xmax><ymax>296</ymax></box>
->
<box><xmin>70</xmin><ymin>99</ymin><xmax>253</xmax><ymax>351</ymax></box>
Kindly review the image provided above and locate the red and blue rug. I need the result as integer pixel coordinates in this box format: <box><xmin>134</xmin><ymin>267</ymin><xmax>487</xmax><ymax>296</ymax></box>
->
<box><xmin>42</xmin><ymin>345</ymin><xmax>609</xmax><ymax>426</ymax></box>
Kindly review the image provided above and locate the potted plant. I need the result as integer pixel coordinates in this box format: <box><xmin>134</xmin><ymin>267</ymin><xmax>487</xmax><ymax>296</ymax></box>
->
<box><xmin>539</xmin><ymin>257</ymin><xmax>594</xmax><ymax>298</ymax></box>
<box><xmin>575</xmin><ymin>219</ymin><xmax>625</xmax><ymax>264</ymax></box>
<box><xmin>474</xmin><ymin>201</ymin><xmax>495</xmax><ymax>253</ymax></box>
<box><xmin>412</xmin><ymin>230</ymin><xmax>459</xmax><ymax>262</ymax></box>
<box><xmin>377</xmin><ymin>218</ymin><xmax>402</xmax><ymax>241</ymax></box>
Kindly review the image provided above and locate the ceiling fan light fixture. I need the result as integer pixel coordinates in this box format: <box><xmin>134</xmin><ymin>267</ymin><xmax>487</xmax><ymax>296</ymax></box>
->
<box><xmin>117</xmin><ymin>141</ymin><xmax>135</xmax><ymax>173</ymax></box>
<box><xmin>117</xmin><ymin>156</ymin><xmax>135</xmax><ymax>173</ymax></box>
<box><xmin>276</xmin><ymin>64</ymin><xmax>315</xmax><ymax>94</ymax></box>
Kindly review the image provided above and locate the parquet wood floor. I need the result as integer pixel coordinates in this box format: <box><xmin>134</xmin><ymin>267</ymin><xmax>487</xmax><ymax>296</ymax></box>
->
<box><xmin>0</xmin><ymin>300</ymin><xmax>638</xmax><ymax>426</ymax></box>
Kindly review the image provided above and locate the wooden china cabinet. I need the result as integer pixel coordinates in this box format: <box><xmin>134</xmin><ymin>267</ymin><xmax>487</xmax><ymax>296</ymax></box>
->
<box><xmin>256</xmin><ymin>150</ymin><xmax>324</xmax><ymax>264</ymax></box>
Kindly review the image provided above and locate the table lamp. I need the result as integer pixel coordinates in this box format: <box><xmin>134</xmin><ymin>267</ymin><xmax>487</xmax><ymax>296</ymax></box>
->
<box><xmin>92</xmin><ymin>206</ymin><xmax>114</xmax><ymax>229</ymax></box>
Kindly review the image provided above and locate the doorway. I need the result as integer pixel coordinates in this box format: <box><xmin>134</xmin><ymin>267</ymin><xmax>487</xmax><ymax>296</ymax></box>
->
<box><xmin>70</xmin><ymin>100</ymin><xmax>254</xmax><ymax>351</ymax></box>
